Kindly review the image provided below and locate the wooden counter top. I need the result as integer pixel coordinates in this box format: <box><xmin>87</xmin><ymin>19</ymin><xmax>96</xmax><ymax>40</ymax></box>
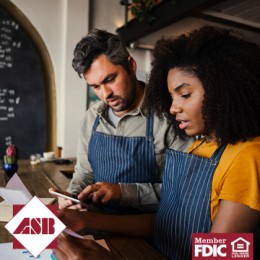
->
<box><xmin>0</xmin><ymin>160</ymin><xmax>165</xmax><ymax>259</ymax></box>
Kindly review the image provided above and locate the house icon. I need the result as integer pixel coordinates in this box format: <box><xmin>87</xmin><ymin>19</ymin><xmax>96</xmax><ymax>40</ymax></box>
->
<box><xmin>231</xmin><ymin>237</ymin><xmax>250</xmax><ymax>253</ymax></box>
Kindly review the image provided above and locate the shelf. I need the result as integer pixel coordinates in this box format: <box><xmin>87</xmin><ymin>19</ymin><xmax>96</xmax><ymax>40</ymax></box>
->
<box><xmin>116</xmin><ymin>0</ymin><xmax>225</xmax><ymax>45</ymax></box>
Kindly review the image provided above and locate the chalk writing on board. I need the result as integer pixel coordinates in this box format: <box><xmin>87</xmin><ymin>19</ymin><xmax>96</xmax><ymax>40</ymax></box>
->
<box><xmin>0</xmin><ymin>19</ymin><xmax>21</xmax><ymax>69</ymax></box>
<box><xmin>0</xmin><ymin>88</ymin><xmax>20</xmax><ymax>121</ymax></box>
<box><xmin>5</xmin><ymin>136</ymin><xmax>12</xmax><ymax>146</ymax></box>
<box><xmin>0</xmin><ymin>5</ymin><xmax>47</xmax><ymax>159</ymax></box>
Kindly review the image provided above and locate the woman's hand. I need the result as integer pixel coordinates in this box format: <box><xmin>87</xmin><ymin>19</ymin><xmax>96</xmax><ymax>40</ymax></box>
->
<box><xmin>58</xmin><ymin>208</ymin><xmax>89</xmax><ymax>232</ymax></box>
<box><xmin>48</xmin><ymin>188</ymin><xmax>82</xmax><ymax>210</ymax></box>
<box><xmin>53</xmin><ymin>235</ymin><xmax>117</xmax><ymax>260</ymax></box>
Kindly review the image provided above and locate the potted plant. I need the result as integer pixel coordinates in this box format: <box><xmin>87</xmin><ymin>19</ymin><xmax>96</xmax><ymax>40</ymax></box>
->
<box><xmin>130</xmin><ymin>0</ymin><xmax>161</xmax><ymax>23</ymax></box>
<box><xmin>3</xmin><ymin>144</ymin><xmax>18</xmax><ymax>178</ymax></box>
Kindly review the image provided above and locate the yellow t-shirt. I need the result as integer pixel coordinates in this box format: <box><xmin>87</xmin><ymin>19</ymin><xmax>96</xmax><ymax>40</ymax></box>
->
<box><xmin>187</xmin><ymin>137</ymin><xmax>260</xmax><ymax>221</ymax></box>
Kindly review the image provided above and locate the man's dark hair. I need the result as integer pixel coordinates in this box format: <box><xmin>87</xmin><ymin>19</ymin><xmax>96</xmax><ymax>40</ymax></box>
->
<box><xmin>72</xmin><ymin>29</ymin><xmax>130</xmax><ymax>77</ymax></box>
<box><xmin>146</xmin><ymin>26</ymin><xmax>260</xmax><ymax>144</ymax></box>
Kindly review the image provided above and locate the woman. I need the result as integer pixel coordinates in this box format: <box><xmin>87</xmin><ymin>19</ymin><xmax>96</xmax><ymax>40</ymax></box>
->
<box><xmin>53</xmin><ymin>26</ymin><xmax>260</xmax><ymax>260</ymax></box>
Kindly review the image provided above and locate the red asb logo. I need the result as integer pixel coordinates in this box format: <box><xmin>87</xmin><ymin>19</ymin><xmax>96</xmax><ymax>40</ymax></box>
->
<box><xmin>192</xmin><ymin>233</ymin><xmax>253</xmax><ymax>260</ymax></box>
<box><xmin>13</xmin><ymin>218</ymin><xmax>55</xmax><ymax>234</ymax></box>
<box><xmin>5</xmin><ymin>196</ymin><xmax>66</xmax><ymax>258</ymax></box>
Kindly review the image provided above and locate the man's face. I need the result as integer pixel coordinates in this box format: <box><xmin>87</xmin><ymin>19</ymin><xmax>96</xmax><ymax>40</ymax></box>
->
<box><xmin>84</xmin><ymin>54</ymin><xmax>140</xmax><ymax>117</ymax></box>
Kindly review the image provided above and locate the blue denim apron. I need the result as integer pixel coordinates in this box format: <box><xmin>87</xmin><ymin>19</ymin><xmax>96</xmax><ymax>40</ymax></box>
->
<box><xmin>88</xmin><ymin>110</ymin><xmax>159</xmax><ymax>211</ymax></box>
<box><xmin>154</xmin><ymin>144</ymin><xmax>226</xmax><ymax>259</ymax></box>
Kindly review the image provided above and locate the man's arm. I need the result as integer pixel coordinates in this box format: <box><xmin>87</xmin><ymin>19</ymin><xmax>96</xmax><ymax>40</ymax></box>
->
<box><xmin>66</xmin><ymin>163</ymin><xmax>94</xmax><ymax>195</ymax></box>
<box><xmin>55</xmin><ymin>111</ymin><xmax>95</xmax><ymax>209</ymax></box>
<box><xmin>66</xmin><ymin>112</ymin><xmax>95</xmax><ymax>195</ymax></box>
<box><xmin>119</xmin><ymin>183</ymin><xmax>161</xmax><ymax>211</ymax></box>
<box><xmin>78</xmin><ymin>182</ymin><xmax>161</xmax><ymax>212</ymax></box>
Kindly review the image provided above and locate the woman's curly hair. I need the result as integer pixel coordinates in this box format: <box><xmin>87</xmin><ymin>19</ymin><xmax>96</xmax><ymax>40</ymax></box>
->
<box><xmin>146</xmin><ymin>26</ymin><xmax>260</xmax><ymax>144</ymax></box>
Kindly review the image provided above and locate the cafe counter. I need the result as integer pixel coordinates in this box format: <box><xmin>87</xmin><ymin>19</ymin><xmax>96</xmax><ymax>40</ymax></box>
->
<box><xmin>0</xmin><ymin>159</ymin><xmax>165</xmax><ymax>259</ymax></box>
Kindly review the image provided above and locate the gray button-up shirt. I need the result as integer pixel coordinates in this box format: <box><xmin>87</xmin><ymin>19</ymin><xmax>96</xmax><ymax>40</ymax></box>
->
<box><xmin>67</xmin><ymin>99</ymin><xmax>193</xmax><ymax>211</ymax></box>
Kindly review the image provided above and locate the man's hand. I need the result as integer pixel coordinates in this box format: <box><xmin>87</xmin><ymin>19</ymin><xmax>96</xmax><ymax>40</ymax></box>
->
<box><xmin>53</xmin><ymin>234</ymin><xmax>117</xmax><ymax>260</ymax></box>
<box><xmin>78</xmin><ymin>182</ymin><xmax>121</xmax><ymax>204</ymax></box>
<box><xmin>48</xmin><ymin>188</ymin><xmax>82</xmax><ymax>210</ymax></box>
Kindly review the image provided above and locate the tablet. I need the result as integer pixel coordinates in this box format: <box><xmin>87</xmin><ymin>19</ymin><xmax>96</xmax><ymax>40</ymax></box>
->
<box><xmin>49</xmin><ymin>190</ymin><xmax>80</xmax><ymax>204</ymax></box>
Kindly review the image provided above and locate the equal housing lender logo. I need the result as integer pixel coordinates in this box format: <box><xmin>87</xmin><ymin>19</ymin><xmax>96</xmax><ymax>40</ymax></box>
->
<box><xmin>5</xmin><ymin>196</ymin><xmax>66</xmax><ymax>258</ymax></box>
<box><xmin>192</xmin><ymin>233</ymin><xmax>253</xmax><ymax>259</ymax></box>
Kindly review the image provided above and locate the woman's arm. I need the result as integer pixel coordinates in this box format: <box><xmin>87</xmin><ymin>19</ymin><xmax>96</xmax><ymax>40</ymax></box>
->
<box><xmin>58</xmin><ymin>208</ymin><xmax>156</xmax><ymax>237</ymax></box>
<box><xmin>53</xmin><ymin>235</ymin><xmax>118</xmax><ymax>260</ymax></box>
<box><xmin>211</xmin><ymin>200</ymin><xmax>260</xmax><ymax>232</ymax></box>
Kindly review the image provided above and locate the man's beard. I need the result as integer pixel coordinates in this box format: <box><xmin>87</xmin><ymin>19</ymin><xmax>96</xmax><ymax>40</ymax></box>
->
<box><xmin>108</xmin><ymin>94</ymin><xmax>136</xmax><ymax>112</ymax></box>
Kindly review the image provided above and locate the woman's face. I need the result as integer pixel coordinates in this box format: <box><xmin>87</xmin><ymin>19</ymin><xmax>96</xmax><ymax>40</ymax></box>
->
<box><xmin>167</xmin><ymin>68</ymin><xmax>205</xmax><ymax>136</ymax></box>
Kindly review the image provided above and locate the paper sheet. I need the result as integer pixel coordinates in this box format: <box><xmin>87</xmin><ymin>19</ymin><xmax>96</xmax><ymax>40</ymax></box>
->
<box><xmin>6</xmin><ymin>173</ymin><xmax>32</xmax><ymax>199</ymax></box>
<box><xmin>0</xmin><ymin>188</ymin><xmax>30</xmax><ymax>204</ymax></box>
<box><xmin>0</xmin><ymin>243</ymin><xmax>53</xmax><ymax>260</ymax></box>
<box><xmin>63</xmin><ymin>228</ymin><xmax>110</xmax><ymax>251</ymax></box>
<box><xmin>0</xmin><ymin>198</ymin><xmax>55</xmax><ymax>222</ymax></box>
<box><xmin>0</xmin><ymin>239</ymin><xmax>109</xmax><ymax>260</ymax></box>
<box><xmin>0</xmin><ymin>173</ymin><xmax>55</xmax><ymax>221</ymax></box>
<box><xmin>0</xmin><ymin>173</ymin><xmax>32</xmax><ymax>205</ymax></box>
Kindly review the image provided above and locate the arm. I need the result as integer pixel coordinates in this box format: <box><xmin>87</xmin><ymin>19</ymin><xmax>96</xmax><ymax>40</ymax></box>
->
<box><xmin>66</xmin><ymin>112</ymin><xmax>95</xmax><ymax>195</ymax></box>
<box><xmin>211</xmin><ymin>200</ymin><xmax>260</xmax><ymax>232</ymax></box>
<box><xmin>119</xmin><ymin>183</ymin><xmax>161</xmax><ymax>212</ymax></box>
<box><xmin>55</xmin><ymin>112</ymin><xmax>95</xmax><ymax>209</ymax></box>
<box><xmin>211</xmin><ymin>141</ymin><xmax>260</xmax><ymax>232</ymax></box>
<box><xmin>58</xmin><ymin>208</ymin><xmax>156</xmax><ymax>237</ymax></box>
<box><xmin>53</xmin><ymin>235</ymin><xmax>117</xmax><ymax>260</ymax></box>
<box><xmin>78</xmin><ymin>182</ymin><xmax>161</xmax><ymax>212</ymax></box>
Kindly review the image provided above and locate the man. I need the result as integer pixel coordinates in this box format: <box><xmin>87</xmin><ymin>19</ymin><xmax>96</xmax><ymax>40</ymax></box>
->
<box><xmin>57</xmin><ymin>29</ymin><xmax>192</xmax><ymax>212</ymax></box>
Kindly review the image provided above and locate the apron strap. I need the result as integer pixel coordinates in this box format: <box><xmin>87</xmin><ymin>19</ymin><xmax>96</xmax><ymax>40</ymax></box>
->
<box><xmin>92</xmin><ymin>115</ymin><xmax>100</xmax><ymax>132</ymax></box>
<box><xmin>146</xmin><ymin>109</ymin><xmax>154</xmax><ymax>139</ymax></box>
<box><xmin>211</xmin><ymin>144</ymin><xmax>227</xmax><ymax>161</ymax></box>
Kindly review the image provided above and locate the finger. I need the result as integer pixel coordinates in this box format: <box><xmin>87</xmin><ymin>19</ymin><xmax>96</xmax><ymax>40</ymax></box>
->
<box><xmin>78</xmin><ymin>238</ymin><xmax>105</xmax><ymax>250</ymax></box>
<box><xmin>58</xmin><ymin>197</ymin><xmax>72</xmax><ymax>204</ymax></box>
<box><xmin>78</xmin><ymin>185</ymin><xmax>93</xmax><ymax>200</ymax></box>
<box><xmin>92</xmin><ymin>189</ymin><xmax>106</xmax><ymax>203</ymax></box>
<box><xmin>53</xmin><ymin>235</ymin><xmax>70</xmax><ymax>259</ymax></box>
<box><xmin>101</xmin><ymin>192</ymin><xmax>112</xmax><ymax>203</ymax></box>
<box><xmin>95</xmin><ymin>182</ymin><xmax>104</xmax><ymax>185</ymax></box>
<box><xmin>58</xmin><ymin>198</ymin><xmax>73</xmax><ymax>210</ymax></box>
<box><xmin>58</xmin><ymin>236</ymin><xmax>89</xmax><ymax>259</ymax></box>
<box><xmin>48</xmin><ymin>187</ymin><xmax>57</xmax><ymax>193</ymax></box>
<box><xmin>52</xmin><ymin>249</ymin><xmax>68</xmax><ymax>260</ymax></box>
<box><xmin>55</xmin><ymin>236</ymin><xmax>74</xmax><ymax>259</ymax></box>
<box><xmin>78</xmin><ymin>184</ymin><xmax>101</xmax><ymax>200</ymax></box>
<box><xmin>49</xmin><ymin>188</ymin><xmax>71</xmax><ymax>197</ymax></box>
<box><xmin>68</xmin><ymin>203</ymin><xmax>82</xmax><ymax>210</ymax></box>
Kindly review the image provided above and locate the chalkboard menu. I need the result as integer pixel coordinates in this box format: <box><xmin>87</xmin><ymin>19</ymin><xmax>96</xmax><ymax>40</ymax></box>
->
<box><xmin>0</xmin><ymin>3</ymin><xmax>50</xmax><ymax>159</ymax></box>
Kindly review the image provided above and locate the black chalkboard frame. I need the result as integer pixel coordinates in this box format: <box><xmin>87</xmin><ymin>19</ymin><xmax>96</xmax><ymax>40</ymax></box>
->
<box><xmin>0</xmin><ymin>0</ymin><xmax>56</xmax><ymax>158</ymax></box>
